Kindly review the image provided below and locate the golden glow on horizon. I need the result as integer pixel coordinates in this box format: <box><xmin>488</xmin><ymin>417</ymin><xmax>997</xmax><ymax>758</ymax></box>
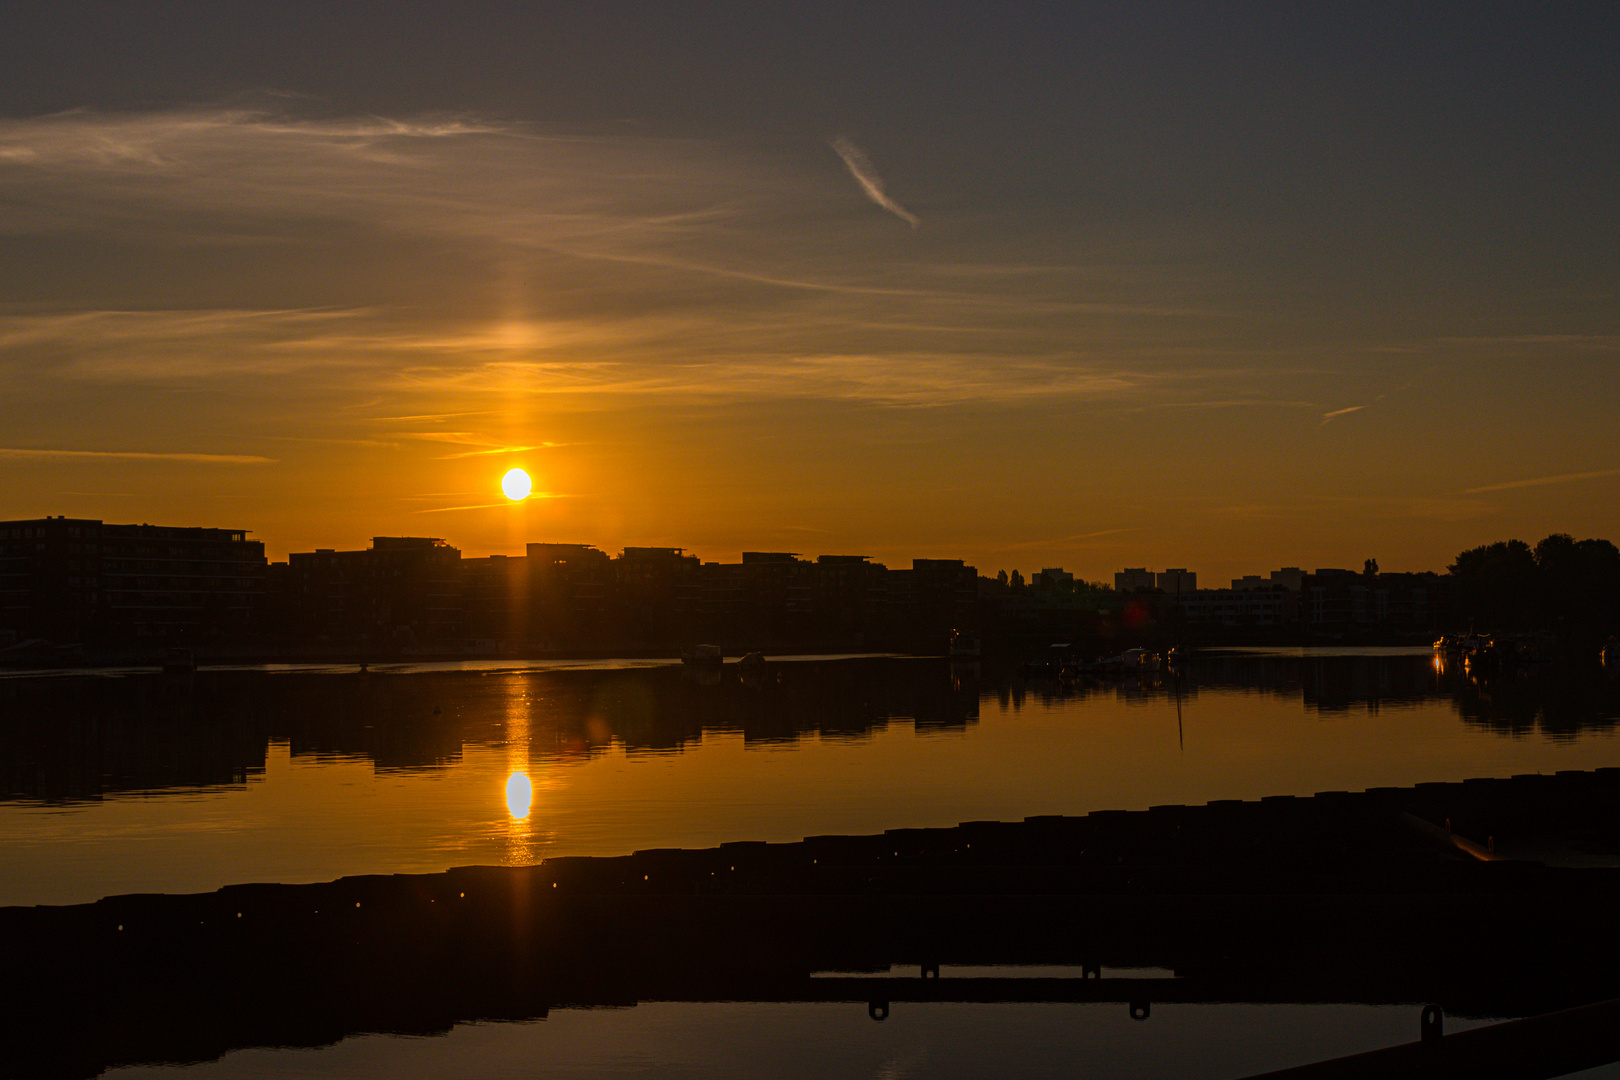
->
<box><xmin>501</xmin><ymin>468</ymin><xmax>532</xmax><ymax>501</ymax></box>
<box><xmin>505</xmin><ymin>772</ymin><xmax>532</xmax><ymax>820</ymax></box>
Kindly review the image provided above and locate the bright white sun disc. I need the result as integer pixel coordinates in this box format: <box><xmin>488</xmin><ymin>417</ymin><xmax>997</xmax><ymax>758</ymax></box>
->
<box><xmin>501</xmin><ymin>468</ymin><xmax>532</xmax><ymax>501</ymax></box>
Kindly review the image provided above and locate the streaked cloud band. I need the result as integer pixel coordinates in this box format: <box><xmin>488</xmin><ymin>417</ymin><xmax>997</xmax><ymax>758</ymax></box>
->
<box><xmin>0</xmin><ymin>448</ymin><xmax>273</xmax><ymax>464</ymax></box>
<box><xmin>1466</xmin><ymin>468</ymin><xmax>1620</xmax><ymax>494</ymax></box>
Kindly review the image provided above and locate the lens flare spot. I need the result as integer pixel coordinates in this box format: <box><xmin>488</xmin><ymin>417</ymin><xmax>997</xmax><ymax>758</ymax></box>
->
<box><xmin>505</xmin><ymin>772</ymin><xmax>532</xmax><ymax>820</ymax></box>
<box><xmin>501</xmin><ymin>468</ymin><xmax>532</xmax><ymax>501</ymax></box>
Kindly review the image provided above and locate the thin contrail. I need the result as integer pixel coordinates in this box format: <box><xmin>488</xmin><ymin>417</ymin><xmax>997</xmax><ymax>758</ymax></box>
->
<box><xmin>414</xmin><ymin>501</ymin><xmax>515</xmax><ymax>513</ymax></box>
<box><xmin>435</xmin><ymin>444</ymin><xmax>549</xmax><ymax>460</ymax></box>
<box><xmin>0</xmin><ymin>447</ymin><xmax>272</xmax><ymax>463</ymax></box>
<box><xmin>1320</xmin><ymin>405</ymin><xmax>1364</xmax><ymax>423</ymax></box>
<box><xmin>1466</xmin><ymin>467</ymin><xmax>1620</xmax><ymax>494</ymax></box>
<box><xmin>415</xmin><ymin>493</ymin><xmax>564</xmax><ymax>512</ymax></box>
<box><xmin>831</xmin><ymin>137</ymin><xmax>919</xmax><ymax>228</ymax></box>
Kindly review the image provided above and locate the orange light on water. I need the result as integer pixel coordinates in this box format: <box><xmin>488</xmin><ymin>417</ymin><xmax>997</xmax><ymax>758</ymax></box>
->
<box><xmin>505</xmin><ymin>772</ymin><xmax>532</xmax><ymax>820</ymax></box>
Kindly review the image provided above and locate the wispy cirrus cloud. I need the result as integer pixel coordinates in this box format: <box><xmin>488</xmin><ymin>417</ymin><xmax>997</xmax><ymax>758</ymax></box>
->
<box><xmin>0</xmin><ymin>307</ymin><xmax>386</xmax><ymax>381</ymax></box>
<box><xmin>1302</xmin><ymin>492</ymin><xmax>1497</xmax><ymax>522</ymax></box>
<box><xmin>0</xmin><ymin>447</ymin><xmax>272</xmax><ymax>464</ymax></box>
<box><xmin>0</xmin><ymin>307</ymin><xmax>360</xmax><ymax>348</ymax></box>
<box><xmin>830</xmin><ymin>137</ymin><xmax>919</xmax><ymax>228</ymax></box>
<box><xmin>0</xmin><ymin>298</ymin><xmax>1184</xmax><ymax>405</ymax></box>
<box><xmin>1144</xmin><ymin>398</ymin><xmax>1317</xmax><ymax>411</ymax></box>
<box><xmin>413</xmin><ymin>502</ymin><xmax>517</xmax><ymax>513</ymax></box>
<box><xmin>432</xmin><ymin>445</ymin><xmax>551</xmax><ymax>460</ymax></box>
<box><xmin>386</xmin><ymin>430</ymin><xmax>560</xmax><ymax>459</ymax></box>
<box><xmin>0</xmin><ymin>108</ymin><xmax>731</xmax><ymax>254</ymax></box>
<box><xmin>392</xmin><ymin>353</ymin><xmax>1152</xmax><ymax>406</ymax></box>
<box><xmin>0</xmin><ymin>106</ymin><xmax>1230</xmax><ymax>412</ymax></box>
<box><xmin>413</xmin><ymin>494</ymin><xmax>563</xmax><ymax>513</ymax></box>
<box><xmin>1437</xmin><ymin>334</ymin><xmax>1620</xmax><ymax>351</ymax></box>
<box><xmin>1465</xmin><ymin>468</ymin><xmax>1620</xmax><ymax>495</ymax></box>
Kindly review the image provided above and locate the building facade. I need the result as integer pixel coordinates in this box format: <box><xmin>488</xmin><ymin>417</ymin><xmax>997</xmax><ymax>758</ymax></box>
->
<box><xmin>280</xmin><ymin>537</ymin><xmax>462</xmax><ymax>649</ymax></box>
<box><xmin>0</xmin><ymin>516</ymin><xmax>265</xmax><ymax>647</ymax></box>
<box><xmin>1156</xmin><ymin>568</ymin><xmax>1197</xmax><ymax>595</ymax></box>
<box><xmin>1114</xmin><ymin>567</ymin><xmax>1157</xmax><ymax>592</ymax></box>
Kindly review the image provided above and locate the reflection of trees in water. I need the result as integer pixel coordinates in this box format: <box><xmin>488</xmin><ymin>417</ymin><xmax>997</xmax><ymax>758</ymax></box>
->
<box><xmin>1438</xmin><ymin>662</ymin><xmax>1620</xmax><ymax>742</ymax></box>
<box><xmin>990</xmin><ymin>654</ymin><xmax>1441</xmax><ymax>714</ymax></box>
<box><xmin>0</xmin><ymin>659</ymin><xmax>980</xmax><ymax>803</ymax></box>
<box><xmin>989</xmin><ymin>654</ymin><xmax>1620</xmax><ymax>738</ymax></box>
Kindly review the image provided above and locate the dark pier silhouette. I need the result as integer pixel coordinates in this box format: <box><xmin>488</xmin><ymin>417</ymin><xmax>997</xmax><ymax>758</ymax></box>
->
<box><xmin>8</xmin><ymin>769</ymin><xmax>1620</xmax><ymax>1078</ymax></box>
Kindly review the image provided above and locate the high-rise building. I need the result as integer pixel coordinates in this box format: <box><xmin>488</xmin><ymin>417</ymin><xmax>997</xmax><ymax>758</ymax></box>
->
<box><xmin>1157</xmin><ymin>568</ymin><xmax>1197</xmax><ymax>595</ymax></box>
<box><xmin>1114</xmin><ymin>567</ymin><xmax>1156</xmax><ymax>592</ymax></box>
<box><xmin>283</xmin><ymin>537</ymin><xmax>461</xmax><ymax>647</ymax></box>
<box><xmin>1270</xmin><ymin>567</ymin><xmax>1306</xmax><ymax>591</ymax></box>
<box><xmin>0</xmin><ymin>516</ymin><xmax>264</xmax><ymax>646</ymax></box>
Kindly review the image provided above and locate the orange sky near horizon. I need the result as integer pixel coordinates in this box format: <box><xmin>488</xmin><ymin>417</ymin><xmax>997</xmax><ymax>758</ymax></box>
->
<box><xmin>1</xmin><ymin>9</ymin><xmax>1616</xmax><ymax>586</ymax></box>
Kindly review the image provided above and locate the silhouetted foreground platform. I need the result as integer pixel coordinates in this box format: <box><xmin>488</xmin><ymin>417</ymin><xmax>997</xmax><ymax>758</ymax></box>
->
<box><xmin>7</xmin><ymin>769</ymin><xmax>1620</xmax><ymax>1079</ymax></box>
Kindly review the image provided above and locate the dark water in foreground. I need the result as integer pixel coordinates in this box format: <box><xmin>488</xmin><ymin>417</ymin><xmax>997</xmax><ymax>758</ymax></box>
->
<box><xmin>100</xmin><ymin>1001</ymin><xmax>1508</xmax><ymax>1080</ymax></box>
<box><xmin>5</xmin><ymin>649</ymin><xmax>1620</xmax><ymax>1079</ymax></box>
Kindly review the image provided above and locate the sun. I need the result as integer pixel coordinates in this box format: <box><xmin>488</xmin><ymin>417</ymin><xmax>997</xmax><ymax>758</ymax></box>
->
<box><xmin>501</xmin><ymin>468</ymin><xmax>532</xmax><ymax>501</ymax></box>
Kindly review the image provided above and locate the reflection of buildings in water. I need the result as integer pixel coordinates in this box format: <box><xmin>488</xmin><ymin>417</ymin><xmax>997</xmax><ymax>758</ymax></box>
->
<box><xmin>7</xmin><ymin>656</ymin><xmax>1609</xmax><ymax>807</ymax></box>
<box><xmin>0</xmin><ymin>660</ymin><xmax>983</xmax><ymax>804</ymax></box>
<box><xmin>0</xmin><ymin>673</ymin><xmax>269</xmax><ymax>802</ymax></box>
<box><xmin>994</xmin><ymin>669</ymin><xmax>1198</xmax><ymax>712</ymax></box>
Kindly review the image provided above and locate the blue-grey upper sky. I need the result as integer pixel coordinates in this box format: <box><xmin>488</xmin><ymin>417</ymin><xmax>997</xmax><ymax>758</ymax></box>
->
<box><xmin>1</xmin><ymin>2</ymin><xmax>1615</xmax><ymax>581</ymax></box>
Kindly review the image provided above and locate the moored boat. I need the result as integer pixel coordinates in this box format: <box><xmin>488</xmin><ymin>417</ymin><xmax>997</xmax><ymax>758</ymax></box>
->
<box><xmin>1123</xmin><ymin>646</ymin><xmax>1159</xmax><ymax>671</ymax></box>
<box><xmin>948</xmin><ymin>630</ymin><xmax>981</xmax><ymax>661</ymax></box>
<box><xmin>680</xmin><ymin>644</ymin><xmax>724</xmax><ymax>666</ymax></box>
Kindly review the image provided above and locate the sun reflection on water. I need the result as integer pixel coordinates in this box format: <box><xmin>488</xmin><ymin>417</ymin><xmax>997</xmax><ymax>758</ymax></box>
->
<box><xmin>501</xmin><ymin>677</ymin><xmax>541</xmax><ymax>866</ymax></box>
<box><xmin>506</xmin><ymin>772</ymin><xmax>532</xmax><ymax>820</ymax></box>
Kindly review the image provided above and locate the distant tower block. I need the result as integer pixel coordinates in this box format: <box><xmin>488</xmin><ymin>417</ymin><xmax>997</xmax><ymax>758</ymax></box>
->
<box><xmin>1114</xmin><ymin>567</ymin><xmax>1156</xmax><ymax>592</ymax></box>
<box><xmin>1269</xmin><ymin>567</ymin><xmax>1305</xmax><ymax>591</ymax></box>
<box><xmin>1157</xmin><ymin>568</ymin><xmax>1197</xmax><ymax>596</ymax></box>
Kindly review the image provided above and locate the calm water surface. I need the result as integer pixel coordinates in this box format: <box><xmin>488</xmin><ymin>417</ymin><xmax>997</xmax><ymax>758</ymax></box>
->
<box><xmin>95</xmin><ymin>1002</ymin><xmax>1536</xmax><ymax>1080</ymax></box>
<box><xmin>5</xmin><ymin>649</ymin><xmax>1618</xmax><ymax>908</ymax></box>
<box><xmin>8</xmin><ymin>649</ymin><xmax>1620</xmax><ymax>1079</ymax></box>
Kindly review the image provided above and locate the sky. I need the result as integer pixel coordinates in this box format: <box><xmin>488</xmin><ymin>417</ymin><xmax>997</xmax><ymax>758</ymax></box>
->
<box><xmin>1</xmin><ymin>2</ymin><xmax>1616</xmax><ymax>585</ymax></box>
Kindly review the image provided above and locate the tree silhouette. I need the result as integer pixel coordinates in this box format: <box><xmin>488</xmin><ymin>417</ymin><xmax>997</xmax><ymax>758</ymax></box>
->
<box><xmin>1449</xmin><ymin>539</ymin><xmax>1537</xmax><ymax>629</ymax></box>
<box><xmin>1448</xmin><ymin>534</ymin><xmax>1620</xmax><ymax>644</ymax></box>
<box><xmin>1534</xmin><ymin>534</ymin><xmax>1620</xmax><ymax>644</ymax></box>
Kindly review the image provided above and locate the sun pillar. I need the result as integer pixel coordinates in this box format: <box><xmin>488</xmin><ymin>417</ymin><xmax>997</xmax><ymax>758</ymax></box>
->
<box><xmin>502</xmin><ymin>677</ymin><xmax>536</xmax><ymax>865</ymax></box>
